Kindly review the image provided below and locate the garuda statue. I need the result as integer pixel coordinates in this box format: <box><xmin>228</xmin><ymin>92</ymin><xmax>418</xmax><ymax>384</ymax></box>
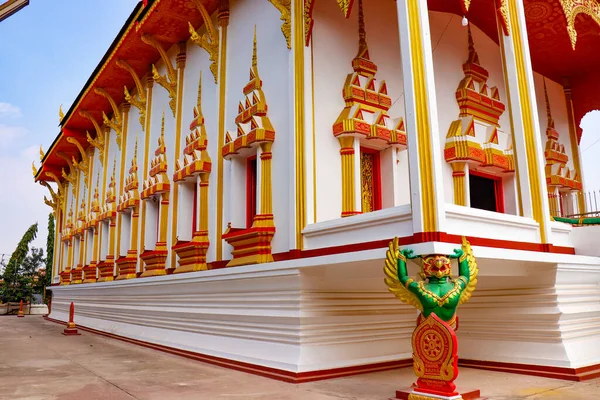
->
<box><xmin>384</xmin><ymin>236</ymin><xmax>479</xmax><ymax>400</ymax></box>
<box><xmin>384</xmin><ymin>236</ymin><xmax>478</xmax><ymax>329</ymax></box>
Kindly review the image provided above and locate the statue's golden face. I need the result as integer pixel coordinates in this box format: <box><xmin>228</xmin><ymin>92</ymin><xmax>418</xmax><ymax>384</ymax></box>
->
<box><xmin>422</xmin><ymin>255</ymin><xmax>452</xmax><ymax>279</ymax></box>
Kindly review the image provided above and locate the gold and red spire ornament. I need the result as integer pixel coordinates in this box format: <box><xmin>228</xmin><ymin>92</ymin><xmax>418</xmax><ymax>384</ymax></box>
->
<box><xmin>140</xmin><ymin>113</ymin><xmax>171</xmax><ymax>277</ymax></box>
<box><xmin>116</xmin><ymin>137</ymin><xmax>141</xmax><ymax>280</ymax></box>
<box><xmin>332</xmin><ymin>0</ymin><xmax>406</xmax><ymax>217</ymax></box>
<box><xmin>444</xmin><ymin>26</ymin><xmax>514</xmax><ymax>206</ymax></box>
<box><xmin>222</xmin><ymin>26</ymin><xmax>276</xmax><ymax>267</ymax></box>
<box><xmin>173</xmin><ymin>71</ymin><xmax>213</xmax><ymax>274</ymax></box>
<box><xmin>542</xmin><ymin>80</ymin><xmax>582</xmax><ymax>215</ymax></box>
<box><xmin>98</xmin><ymin>158</ymin><xmax>118</xmax><ymax>282</ymax></box>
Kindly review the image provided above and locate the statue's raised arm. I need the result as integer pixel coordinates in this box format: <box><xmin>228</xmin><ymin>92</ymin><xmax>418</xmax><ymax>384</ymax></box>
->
<box><xmin>384</xmin><ymin>237</ymin><xmax>423</xmax><ymax>311</ymax></box>
<box><xmin>454</xmin><ymin>237</ymin><xmax>478</xmax><ymax>305</ymax></box>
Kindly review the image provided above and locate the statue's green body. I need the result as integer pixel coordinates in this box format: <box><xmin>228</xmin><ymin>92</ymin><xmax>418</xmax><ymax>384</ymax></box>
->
<box><xmin>397</xmin><ymin>249</ymin><xmax>470</xmax><ymax>322</ymax></box>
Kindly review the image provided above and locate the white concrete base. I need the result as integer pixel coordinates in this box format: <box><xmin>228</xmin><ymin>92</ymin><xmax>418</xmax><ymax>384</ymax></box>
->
<box><xmin>48</xmin><ymin>246</ymin><xmax>600</xmax><ymax>377</ymax></box>
<box><xmin>29</xmin><ymin>304</ymin><xmax>49</xmax><ymax>315</ymax></box>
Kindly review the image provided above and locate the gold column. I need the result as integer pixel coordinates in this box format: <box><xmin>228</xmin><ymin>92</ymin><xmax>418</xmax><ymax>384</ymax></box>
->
<box><xmin>216</xmin><ymin>3</ymin><xmax>229</xmax><ymax>261</ymax></box>
<box><xmin>169</xmin><ymin>43</ymin><xmax>187</xmax><ymax>267</ymax></box>
<box><xmin>562</xmin><ymin>79</ymin><xmax>585</xmax><ymax>214</ymax></box>
<box><xmin>451</xmin><ymin>162</ymin><xmax>467</xmax><ymax>206</ymax></box>
<box><xmin>259</xmin><ymin>143</ymin><xmax>274</xmax><ymax>217</ymax></box>
<box><xmin>139</xmin><ymin>76</ymin><xmax>155</xmax><ymax>256</ymax></box>
<box><xmin>199</xmin><ymin>174</ymin><xmax>209</xmax><ymax>235</ymax></box>
<box><xmin>339</xmin><ymin>137</ymin><xmax>358</xmax><ymax>217</ymax></box>
<box><xmin>293</xmin><ymin>0</ymin><xmax>306</xmax><ymax>249</ymax></box>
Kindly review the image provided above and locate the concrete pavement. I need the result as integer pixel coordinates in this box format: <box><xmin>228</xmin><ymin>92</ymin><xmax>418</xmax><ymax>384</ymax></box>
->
<box><xmin>0</xmin><ymin>316</ymin><xmax>598</xmax><ymax>400</ymax></box>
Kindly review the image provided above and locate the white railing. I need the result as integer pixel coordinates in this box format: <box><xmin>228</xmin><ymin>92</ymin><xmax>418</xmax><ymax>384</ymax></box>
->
<box><xmin>549</xmin><ymin>190</ymin><xmax>600</xmax><ymax>218</ymax></box>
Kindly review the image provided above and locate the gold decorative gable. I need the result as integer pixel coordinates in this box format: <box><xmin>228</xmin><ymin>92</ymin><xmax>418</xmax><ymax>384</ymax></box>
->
<box><xmin>444</xmin><ymin>27</ymin><xmax>514</xmax><ymax>174</ymax></box>
<box><xmin>543</xmin><ymin>81</ymin><xmax>582</xmax><ymax>191</ymax></box>
<box><xmin>222</xmin><ymin>28</ymin><xmax>275</xmax><ymax>159</ymax></box>
<box><xmin>141</xmin><ymin>114</ymin><xmax>171</xmax><ymax>199</ymax></box>
<box><xmin>117</xmin><ymin>138</ymin><xmax>140</xmax><ymax>212</ymax></box>
<box><xmin>332</xmin><ymin>0</ymin><xmax>407</xmax><ymax>151</ymax></box>
<box><xmin>174</xmin><ymin>72</ymin><xmax>212</xmax><ymax>182</ymax></box>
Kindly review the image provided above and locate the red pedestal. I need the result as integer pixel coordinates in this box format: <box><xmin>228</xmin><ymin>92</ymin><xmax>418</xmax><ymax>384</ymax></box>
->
<box><xmin>17</xmin><ymin>300</ymin><xmax>25</xmax><ymax>317</ymax></box>
<box><xmin>392</xmin><ymin>387</ymin><xmax>484</xmax><ymax>400</ymax></box>
<box><xmin>62</xmin><ymin>302</ymin><xmax>81</xmax><ymax>336</ymax></box>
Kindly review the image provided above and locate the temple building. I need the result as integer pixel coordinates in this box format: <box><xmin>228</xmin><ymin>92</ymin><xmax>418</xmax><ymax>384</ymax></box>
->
<box><xmin>35</xmin><ymin>0</ymin><xmax>600</xmax><ymax>383</ymax></box>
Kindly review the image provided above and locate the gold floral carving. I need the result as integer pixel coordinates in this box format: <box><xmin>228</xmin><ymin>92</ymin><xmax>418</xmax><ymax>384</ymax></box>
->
<box><xmin>116</xmin><ymin>59</ymin><xmax>147</xmax><ymax>130</ymax></box>
<box><xmin>360</xmin><ymin>152</ymin><xmax>374</xmax><ymax>213</ymax></box>
<box><xmin>558</xmin><ymin>0</ymin><xmax>600</xmax><ymax>49</ymax></box>
<box><xmin>141</xmin><ymin>34</ymin><xmax>178</xmax><ymax>117</ymax></box>
<box><xmin>337</xmin><ymin>0</ymin><xmax>353</xmax><ymax>18</ymax></box>
<box><xmin>304</xmin><ymin>0</ymin><xmax>314</xmax><ymax>45</ymax></box>
<box><xmin>268</xmin><ymin>0</ymin><xmax>292</xmax><ymax>49</ymax></box>
<box><xmin>189</xmin><ymin>0</ymin><xmax>220</xmax><ymax>82</ymax></box>
<box><xmin>497</xmin><ymin>0</ymin><xmax>510</xmax><ymax>36</ymax></box>
<box><xmin>461</xmin><ymin>0</ymin><xmax>471</xmax><ymax>13</ymax></box>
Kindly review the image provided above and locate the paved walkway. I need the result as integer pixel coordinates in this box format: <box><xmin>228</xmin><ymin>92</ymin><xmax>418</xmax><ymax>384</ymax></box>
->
<box><xmin>1</xmin><ymin>317</ymin><xmax>598</xmax><ymax>400</ymax></box>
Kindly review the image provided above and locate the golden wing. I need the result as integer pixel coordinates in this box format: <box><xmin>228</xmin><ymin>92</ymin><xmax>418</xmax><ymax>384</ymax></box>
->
<box><xmin>383</xmin><ymin>237</ymin><xmax>423</xmax><ymax>311</ymax></box>
<box><xmin>458</xmin><ymin>236</ymin><xmax>478</xmax><ymax>305</ymax></box>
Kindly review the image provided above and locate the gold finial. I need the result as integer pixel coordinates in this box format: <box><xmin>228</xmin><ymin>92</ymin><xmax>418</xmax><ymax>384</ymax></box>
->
<box><xmin>197</xmin><ymin>70</ymin><xmax>202</xmax><ymax>108</ymax></box>
<box><xmin>32</xmin><ymin>161</ymin><xmax>37</xmax><ymax>177</ymax></box>
<box><xmin>357</xmin><ymin>0</ymin><xmax>367</xmax><ymax>56</ymax></box>
<box><xmin>252</xmin><ymin>25</ymin><xmax>258</xmax><ymax>69</ymax></box>
<box><xmin>39</xmin><ymin>145</ymin><xmax>45</xmax><ymax>161</ymax></box>
<box><xmin>466</xmin><ymin>24</ymin><xmax>479</xmax><ymax>64</ymax></box>
<box><xmin>543</xmin><ymin>79</ymin><xmax>554</xmax><ymax>129</ymax></box>
<box><xmin>59</xmin><ymin>104</ymin><xmax>64</xmax><ymax>122</ymax></box>
<box><xmin>160</xmin><ymin>111</ymin><xmax>165</xmax><ymax>143</ymax></box>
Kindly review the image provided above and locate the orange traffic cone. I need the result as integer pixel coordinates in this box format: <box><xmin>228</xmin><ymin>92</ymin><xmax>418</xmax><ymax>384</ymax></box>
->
<box><xmin>17</xmin><ymin>300</ymin><xmax>24</xmax><ymax>318</ymax></box>
<box><xmin>62</xmin><ymin>302</ymin><xmax>81</xmax><ymax>336</ymax></box>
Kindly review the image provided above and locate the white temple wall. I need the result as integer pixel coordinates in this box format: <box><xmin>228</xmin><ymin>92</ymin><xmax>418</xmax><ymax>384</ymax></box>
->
<box><xmin>311</xmin><ymin>0</ymin><xmax>407</xmax><ymax>223</ymax></box>
<box><xmin>429</xmin><ymin>12</ymin><xmax>513</xmax><ymax>207</ymax></box>
<box><xmin>226</xmin><ymin>0</ymin><xmax>291</xmax><ymax>254</ymax></box>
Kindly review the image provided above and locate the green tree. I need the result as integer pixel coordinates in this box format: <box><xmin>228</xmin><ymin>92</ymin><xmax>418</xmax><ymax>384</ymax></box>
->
<box><xmin>0</xmin><ymin>223</ymin><xmax>38</xmax><ymax>303</ymax></box>
<box><xmin>45</xmin><ymin>213</ymin><xmax>55</xmax><ymax>289</ymax></box>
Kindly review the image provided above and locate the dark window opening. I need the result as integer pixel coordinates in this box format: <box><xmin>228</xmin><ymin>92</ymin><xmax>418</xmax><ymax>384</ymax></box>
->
<box><xmin>469</xmin><ymin>172</ymin><xmax>503</xmax><ymax>213</ymax></box>
<box><xmin>246</xmin><ymin>156</ymin><xmax>258</xmax><ymax>228</ymax></box>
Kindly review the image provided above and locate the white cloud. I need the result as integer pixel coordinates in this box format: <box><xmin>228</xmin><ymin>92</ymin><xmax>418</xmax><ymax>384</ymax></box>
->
<box><xmin>0</xmin><ymin>102</ymin><xmax>22</xmax><ymax>119</ymax></box>
<box><xmin>0</xmin><ymin>145</ymin><xmax>50</xmax><ymax>257</ymax></box>
<box><xmin>0</xmin><ymin>124</ymin><xmax>27</xmax><ymax>147</ymax></box>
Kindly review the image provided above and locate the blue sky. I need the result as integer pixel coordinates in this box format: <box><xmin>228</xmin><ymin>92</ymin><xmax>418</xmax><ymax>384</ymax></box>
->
<box><xmin>0</xmin><ymin>1</ymin><xmax>137</xmax><ymax>258</ymax></box>
<box><xmin>0</xmin><ymin>2</ymin><xmax>598</xmax><ymax>258</ymax></box>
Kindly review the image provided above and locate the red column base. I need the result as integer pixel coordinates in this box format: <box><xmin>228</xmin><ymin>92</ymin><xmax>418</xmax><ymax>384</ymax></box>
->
<box><xmin>62</xmin><ymin>322</ymin><xmax>81</xmax><ymax>336</ymax></box>
<box><xmin>392</xmin><ymin>387</ymin><xmax>484</xmax><ymax>400</ymax></box>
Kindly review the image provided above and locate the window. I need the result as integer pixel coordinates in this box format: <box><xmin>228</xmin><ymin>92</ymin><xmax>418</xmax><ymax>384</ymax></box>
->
<box><xmin>246</xmin><ymin>156</ymin><xmax>258</xmax><ymax>228</ymax></box>
<box><xmin>360</xmin><ymin>148</ymin><xmax>382</xmax><ymax>213</ymax></box>
<box><xmin>469</xmin><ymin>171</ymin><xmax>504</xmax><ymax>213</ymax></box>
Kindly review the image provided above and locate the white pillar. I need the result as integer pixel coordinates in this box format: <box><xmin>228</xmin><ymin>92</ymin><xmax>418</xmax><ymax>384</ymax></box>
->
<box><xmin>500</xmin><ymin>0</ymin><xmax>552</xmax><ymax>243</ymax></box>
<box><xmin>395</xmin><ymin>0</ymin><xmax>447</xmax><ymax>237</ymax></box>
